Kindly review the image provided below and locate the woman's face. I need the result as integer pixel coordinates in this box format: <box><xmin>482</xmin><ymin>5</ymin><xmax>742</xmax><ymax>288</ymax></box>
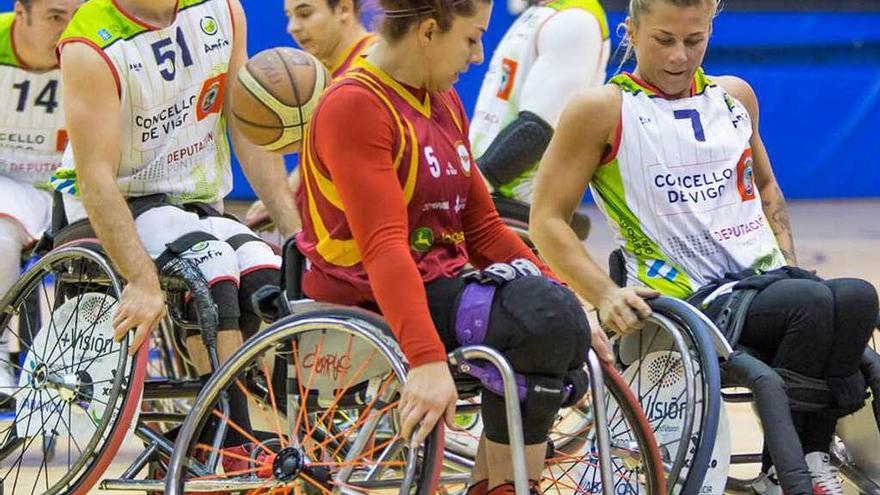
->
<box><xmin>420</xmin><ymin>1</ymin><xmax>491</xmax><ymax>92</ymax></box>
<box><xmin>629</xmin><ymin>1</ymin><xmax>714</xmax><ymax>97</ymax></box>
<box><xmin>285</xmin><ymin>0</ymin><xmax>349</xmax><ymax>63</ymax></box>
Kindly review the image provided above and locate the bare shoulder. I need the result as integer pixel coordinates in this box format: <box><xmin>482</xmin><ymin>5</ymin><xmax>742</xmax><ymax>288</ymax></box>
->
<box><xmin>713</xmin><ymin>75</ymin><xmax>759</xmax><ymax>118</ymax></box>
<box><xmin>561</xmin><ymin>84</ymin><xmax>621</xmax><ymax>142</ymax></box>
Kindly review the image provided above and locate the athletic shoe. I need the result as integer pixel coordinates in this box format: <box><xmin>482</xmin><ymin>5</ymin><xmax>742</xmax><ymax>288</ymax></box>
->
<box><xmin>752</xmin><ymin>467</ymin><xmax>783</xmax><ymax>495</ymax></box>
<box><xmin>805</xmin><ymin>452</ymin><xmax>843</xmax><ymax>495</ymax></box>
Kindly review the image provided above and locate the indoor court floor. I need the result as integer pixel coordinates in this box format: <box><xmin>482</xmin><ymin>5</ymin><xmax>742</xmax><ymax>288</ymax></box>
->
<box><xmin>14</xmin><ymin>199</ymin><xmax>880</xmax><ymax>493</ymax></box>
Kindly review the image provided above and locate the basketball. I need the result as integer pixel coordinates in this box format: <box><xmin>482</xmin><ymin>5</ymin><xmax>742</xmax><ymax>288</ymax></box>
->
<box><xmin>231</xmin><ymin>47</ymin><xmax>329</xmax><ymax>154</ymax></box>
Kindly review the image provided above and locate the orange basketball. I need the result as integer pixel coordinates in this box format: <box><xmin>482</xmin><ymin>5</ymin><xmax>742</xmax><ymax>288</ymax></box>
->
<box><xmin>231</xmin><ymin>47</ymin><xmax>329</xmax><ymax>154</ymax></box>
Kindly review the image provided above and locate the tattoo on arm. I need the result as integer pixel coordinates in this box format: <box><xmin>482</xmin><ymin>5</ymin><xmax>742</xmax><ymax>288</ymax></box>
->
<box><xmin>762</xmin><ymin>183</ymin><xmax>797</xmax><ymax>265</ymax></box>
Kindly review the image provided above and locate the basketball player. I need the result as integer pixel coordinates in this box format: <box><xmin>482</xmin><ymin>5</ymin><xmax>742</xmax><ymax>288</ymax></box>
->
<box><xmin>469</xmin><ymin>0</ymin><xmax>609</xmax><ymax>204</ymax></box>
<box><xmin>54</xmin><ymin>0</ymin><xmax>298</xmax><ymax>469</ymax></box>
<box><xmin>529</xmin><ymin>1</ymin><xmax>879</xmax><ymax>494</ymax></box>
<box><xmin>243</xmin><ymin>0</ymin><xmax>377</xmax><ymax>228</ymax></box>
<box><xmin>296</xmin><ymin>0</ymin><xmax>613</xmax><ymax>492</ymax></box>
<box><xmin>0</xmin><ymin>0</ymin><xmax>80</xmax><ymax>396</ymax></box>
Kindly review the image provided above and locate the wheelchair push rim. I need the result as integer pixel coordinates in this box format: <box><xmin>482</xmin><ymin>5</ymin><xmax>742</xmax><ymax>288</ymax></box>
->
<box><xmin>165</xmin><ymin>307</ymin><xmax>445</xmax><ymax>495</ymax></box>
<box><xmin>0</xmin><ymin>245</ymin><xmax>146</xmax><ymax>495</ymax></box>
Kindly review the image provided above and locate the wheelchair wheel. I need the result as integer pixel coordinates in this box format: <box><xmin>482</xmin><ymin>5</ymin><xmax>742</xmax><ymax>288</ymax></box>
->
<box><xmin>613</xmin><ymin>297</ymin><xmax>725</xmax><ymax>495</ymax></box>
<box><xmin>0</xmin><ymin>245</ymin><xmax>147</xmax><ymax>495</ymax></box>
<box><xmin>165</xmin><ymin>305</ymin><xmax>444</xmax><ymax>494</ymax></box>
<box><xmin>444</xmin><ymin>360</ymin><xmax>666</xmax><ymax>495</ymax></box>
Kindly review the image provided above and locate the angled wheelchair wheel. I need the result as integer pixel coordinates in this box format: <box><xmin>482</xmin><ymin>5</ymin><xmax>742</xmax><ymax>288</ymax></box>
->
<box><xmin>613</xmin><ymin>297</ymin><xmax>724</xmax><ymax>495</ymax></box>
<box><xmin>0</xmin><ymin>245</ymin><xmax>147</xmax><ymax>495</ymax></box>
<box><xmin>165</xmin><ymin>304</ymin><xmax>445</xmax><ymax>494</ymax></box>
<box><xmin>444</xmin><ymin>360</ymin><xmax>667</xmax><ymax>495</ymax></box>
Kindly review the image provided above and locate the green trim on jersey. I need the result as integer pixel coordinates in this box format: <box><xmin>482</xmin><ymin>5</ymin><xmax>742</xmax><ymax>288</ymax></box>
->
<box><xmin>545</xmin><ymin>0</ymin><xmax>609</xmax><ymax>40</ymax></box>
<box><xmin>60</xmin><ymin>0</ymin><xmax>218</xmax><ymax>49</ymax></box>
<box><xmin>0</xmin><ymin>13</ymin><xmax>22</xmax><ymax>68</ymax></box>
<box><xmin>610</xmin><ymin>68</ymin><xmax>713</xmax><ymax>98</ymax></box>
<box><xmin>60</xmin><ymin>0</ymin><xmax>148</xmax><ymax>49</ymax></box>
<box><xmin>179</xmin><ymin>0</ymin><xmax>216</xmax><ymax>10</ymax></box>
<box><xmin>592</xmin><ymin>158</ymin><xmax>693</xmax><ymax>298</ymax></box>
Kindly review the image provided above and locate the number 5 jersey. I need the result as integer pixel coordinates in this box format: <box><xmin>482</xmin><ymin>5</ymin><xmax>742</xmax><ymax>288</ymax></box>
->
<box><xmin>592</xmin><ymin>70</ymin><xmax>785</xmax><ymax>299</ymax></box>
<box><xmin>53</xmin><ymin>0</ymin><xmax>234</xmax><ymax>205</ymax></box>
<box><xmin>0</xmin><ymin>12</ymin><xmax>66</xmax><ymax>187</ymax></box>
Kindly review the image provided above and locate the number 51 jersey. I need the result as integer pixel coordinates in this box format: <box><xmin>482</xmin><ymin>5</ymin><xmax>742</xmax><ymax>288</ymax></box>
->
<box><xmin>54</xmin><ymin>0</ymin><xmax>234</xmax><ymax>205</ymax></box>
<box><xmin>0</xmin><ymin>12</ymin><xmax>66</xmax><ymax>186</ymax></box>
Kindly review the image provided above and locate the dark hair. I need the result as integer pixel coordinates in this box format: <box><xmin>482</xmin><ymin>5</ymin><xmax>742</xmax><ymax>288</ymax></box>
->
<box><xmin>326</xmin><ymin>0</ymin><xmax>363</xmax><ymax>16</ymax></box>
<box><xmin>379</xmin><ymin>0</ymin><xmax>489</xmax><ymax>42</ymax></box>
<box><xmin>16</xmin><ymin>0</ymin><xmax>35</xmax><ymax>10</ymax></box>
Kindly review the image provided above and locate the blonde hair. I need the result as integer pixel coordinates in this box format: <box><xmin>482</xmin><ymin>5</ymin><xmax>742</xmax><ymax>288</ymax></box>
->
<box><xmin>614</xmin><ymin>0</ymin><xmax>721</xmax><ymax>73</ymax></box>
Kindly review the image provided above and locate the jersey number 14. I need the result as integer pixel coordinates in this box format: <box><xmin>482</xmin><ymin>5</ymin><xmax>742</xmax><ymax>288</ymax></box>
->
<box><xmin>12</xmin><ymin>80</ymin><xmax>59</xmax><ymax>114</ymax></box>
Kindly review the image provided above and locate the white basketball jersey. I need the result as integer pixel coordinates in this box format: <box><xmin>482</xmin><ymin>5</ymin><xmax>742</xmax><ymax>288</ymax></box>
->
<box><xmin>0</xmin><ymin>13</ymin><xmax>66</xmax><ymax>186</ymax></box>
<box><xmin>469</xmin><ymin>0</ymin><xmax>610</xmax><ymax>198</ymax></box>
<box><xmin>591</xmin><ymin>71</ymin><xmax>785</xmax><ymax>299</ymax></box>
<box><xmin>54</xmin><ymin>0</ymin><xmax>233</xmax><ymax>204</ymax></box>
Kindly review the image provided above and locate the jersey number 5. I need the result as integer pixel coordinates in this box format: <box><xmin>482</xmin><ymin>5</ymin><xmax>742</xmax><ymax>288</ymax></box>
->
<box><xmin>673</xmin><ymin>109</ymin><xmax>706</xmax><ymax>142</ymax></box>
<box><xmin>151</xmin><ymin>27</ymin><xmax>195</xmax><ymax>82</ymax></box>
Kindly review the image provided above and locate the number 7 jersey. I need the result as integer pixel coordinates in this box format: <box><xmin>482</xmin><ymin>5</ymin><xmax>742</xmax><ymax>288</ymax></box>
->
<box><xmin>591</xmin><ymin>70</ymin><xmax>785</xmax><ymax>298</ymax></box>
<box><xmin>0</xmin><ymin>12</ymin><xmax>65</xmax><ymax>186</ymax></box>
<box><xmin>53</xmin><ymin>0</ymin><xmax>234</xmax><ymax>205</ymax></box>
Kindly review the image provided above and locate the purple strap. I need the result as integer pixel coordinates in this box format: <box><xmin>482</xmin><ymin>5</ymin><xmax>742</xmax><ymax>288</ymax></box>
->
<box><xmin>455</xmin><ymin>282</ymin><xmax>495</xmax><ymax>347</ymax></box>
<box><xmin>455</xmin><ymin>282</ymin><xmax>529</xmax><ymax>400</ymax></box>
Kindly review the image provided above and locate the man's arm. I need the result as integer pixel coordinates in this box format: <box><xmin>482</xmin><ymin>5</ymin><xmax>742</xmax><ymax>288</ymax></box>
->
<box><xmin>61</xmin><ymin>42</ymin><xmax>165</xmax><ymax>351</ymax></box>
<box><xmin>717</xmin><ymin>76</ymin><xmax>797</xmax><ymax>265</ymax></box>
<box><xmin>225</xmin><ymin>0</ymin><xmax>300</xmax><ymax>237</ymax></box>
<box><xmin>477</xmin><ymin>9</ymin><xmax>604</xmax><ymax>187</ymax></box>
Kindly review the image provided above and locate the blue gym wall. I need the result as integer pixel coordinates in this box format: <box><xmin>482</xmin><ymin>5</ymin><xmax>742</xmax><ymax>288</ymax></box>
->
<box><xmin>5</xmin><ymin>1</ymin><xmax>879</xmax><ymax>200</ymax></box>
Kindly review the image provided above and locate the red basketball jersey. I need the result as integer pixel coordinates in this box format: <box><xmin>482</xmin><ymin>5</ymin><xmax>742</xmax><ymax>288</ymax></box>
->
<box><xmin>297</xmin><ymin>57</ymin><xmax>478</xmax><ymax>304</ymax></box>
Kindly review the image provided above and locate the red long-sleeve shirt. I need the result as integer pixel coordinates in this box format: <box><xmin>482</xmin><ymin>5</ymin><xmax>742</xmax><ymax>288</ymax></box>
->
<box><xmin>297</xmin><ymin>59</ymin><xmax>552</xmax><ymax>367</ymax></box>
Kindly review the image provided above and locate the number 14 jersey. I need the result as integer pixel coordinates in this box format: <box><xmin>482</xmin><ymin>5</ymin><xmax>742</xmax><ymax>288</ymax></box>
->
<box><xmin>0</xmin><ymin>12</ymin><xmax>65</xmax><ymax>186</ymax></box>
<box><xmin>54</xmin><ymin>0</ymin><xmax>234</xmax><ymax>205</ymax></box>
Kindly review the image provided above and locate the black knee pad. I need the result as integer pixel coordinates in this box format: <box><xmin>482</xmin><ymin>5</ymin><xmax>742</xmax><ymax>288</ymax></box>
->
<box><xmin>490</xmin><ymin>276</ymin><xmax>590</xmax><ymax>377</ymax></box>
<box><xmin>239</xmin><ymin>268</ymin><xmax>280</xmax><ymax>338</ymax></box>
<box><xmin>186</xmin><ymin>279</ymin><xmax>241</xmax><ymax>337</ymax></box>
<box><xmin>561</xmin><ymin>367</ymin><xmax>590</xmax><ymax>408</ymax></box>
<box><xmin>481</xmin><ymin>375</ymin><xmax>566</xmax><ymax>445</ymax></box>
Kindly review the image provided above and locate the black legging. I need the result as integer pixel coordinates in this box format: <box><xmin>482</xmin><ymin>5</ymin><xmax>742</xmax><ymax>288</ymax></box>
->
<box><xmin>423</xmin><ymin>275</ymin><xmax>590</xmax><ymax>445</ymax></box>
<box><xmin>738</xmin><ymin>278</ymin><xmax>878</xmax><ymax>459</ymax></box>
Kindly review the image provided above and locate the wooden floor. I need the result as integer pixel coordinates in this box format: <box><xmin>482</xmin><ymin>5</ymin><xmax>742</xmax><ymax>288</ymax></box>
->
<box><xmin>18</xmin><ymin>199</ymin><xmax>880</xmax><ymax>493</ymax></box>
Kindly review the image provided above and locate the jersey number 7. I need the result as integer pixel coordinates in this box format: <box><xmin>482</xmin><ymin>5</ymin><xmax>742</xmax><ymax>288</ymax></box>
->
<box><xmin>673</xmin><ymin>109</ymin><xmax>706</xmax><ymax>142</ymax></box>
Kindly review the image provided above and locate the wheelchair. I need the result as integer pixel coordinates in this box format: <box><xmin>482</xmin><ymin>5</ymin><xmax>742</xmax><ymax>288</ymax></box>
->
<box><xmin>0</xmin><ymin>217</ymin><xmax>228</xmax><ymax>495</ymax></box>
<box><xmin>160</xmin><ymin>238</ymin><xmax>668</xmax><ymax>494</ymax></box>
<box><xmin>604</xmin><ymin>248</ymin><xmax>880</xmax><ymax>495</ymax></box>
<box><xmin>0</xmin><ymin>218</ymin><xmax>667</xmax><ymax>494</ymax></box>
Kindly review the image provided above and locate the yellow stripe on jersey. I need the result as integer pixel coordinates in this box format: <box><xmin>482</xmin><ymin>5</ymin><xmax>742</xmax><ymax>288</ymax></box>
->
<box><xmin>545</xmin><ymin>0</ymin><xmax>610</xmax><ymax>40</ymax></box>
<box><xmin>610</xmin><ymin>68</ymin><xmax>713</xmax><ymax>98</ymax></box>
<box><xmin>347</xmin><ymin>71</ymin><xmax>420</xmax><ymax>204</ymax></box>
<box><xmin>353</xmin><ymin>57</ymin><xmax>431</xmax><ymax>118</ymax></box>
<box><xmin>301</xmin><ymin>136</ymin><xmax>363</xmax><ymax>267</ymax></box>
